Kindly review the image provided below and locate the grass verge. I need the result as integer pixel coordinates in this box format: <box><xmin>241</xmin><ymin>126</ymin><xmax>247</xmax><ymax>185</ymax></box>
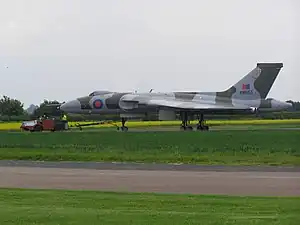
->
<box><xmin>0</xmin><ymin>130</ymin><xmax>299</xmax><ymax>166</ymax></box>
<box><xmin>0</xmin><ymin>188</ymin><xmax>299</xmax><ymax>225</ymax></box>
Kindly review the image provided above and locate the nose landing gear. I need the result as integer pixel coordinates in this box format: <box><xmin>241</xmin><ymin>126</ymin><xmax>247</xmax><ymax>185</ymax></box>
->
<box><xmin>117</xmin><ymin>118</ymin><xmax>128</xmax><ymax>131</ymax></box>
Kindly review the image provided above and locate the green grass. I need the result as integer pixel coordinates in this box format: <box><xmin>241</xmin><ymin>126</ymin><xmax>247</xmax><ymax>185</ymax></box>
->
<box><xmin>0</xmin><ymin>130</ymin><xmax>299</xmax><ymax>166</ymax></box>
<box><xmin>0</xmin><ymin>188</ymin><xmax>299</xmax><ymax>225</ymax></box>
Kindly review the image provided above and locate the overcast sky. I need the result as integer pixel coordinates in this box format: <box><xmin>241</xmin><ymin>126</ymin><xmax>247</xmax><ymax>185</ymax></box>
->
<box><xmin>0</xmin><ymin>0</ymin><xmax>299</xmax><ymax>107</ymax></box>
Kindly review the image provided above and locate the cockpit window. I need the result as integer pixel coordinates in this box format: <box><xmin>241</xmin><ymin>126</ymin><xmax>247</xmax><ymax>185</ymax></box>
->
<box><xmin>88</xmin><ymin>91</ymin><xmax>111</xmax><ymax>96</ymax></box>
<box><xmin>88</xmin><ymin>92</ymin><xmax>97</xmax><ymax>96</ymax></box>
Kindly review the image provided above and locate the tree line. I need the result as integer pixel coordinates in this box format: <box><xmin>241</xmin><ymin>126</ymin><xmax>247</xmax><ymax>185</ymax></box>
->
<box><xmin>0</xmin><ymin>95</ymin><xmax>61</xmax><ymax>121</ymax></box>
<box><xmin>0</xmin><ymin>95</ymin><xmax>300</xmax><ymax>122</ymax></box>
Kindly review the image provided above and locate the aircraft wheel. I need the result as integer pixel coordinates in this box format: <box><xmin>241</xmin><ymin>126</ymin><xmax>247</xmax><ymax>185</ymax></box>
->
<box><xmin>196</xmin><ymin>125</ymin><xmax>209</xmax><ymax>131</ymax></box>
<box><xmin>121</xmin><ymin>126</ymin><xmax>128</xmax><ymax>132</ymax></box>
<box><xmin>196</xmin><ymin>125</ymin><xmax>203</xmax><ymax>131</ymax></box>
<box><xmin>187</xmin><ymin>126</ymin><xmax>193</xmax><ymax>131</ymax></box>
<box><xmin>180</xmin><ymin>126</ymin><xmax>193</xmax><ymax>131</ymax></box>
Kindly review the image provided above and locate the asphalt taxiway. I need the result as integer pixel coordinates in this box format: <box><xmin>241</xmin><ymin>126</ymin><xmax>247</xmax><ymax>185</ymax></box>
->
<box><xmin>1</xmin><ymin>160</ymin><xmax>300</xmax><ymax>172</ymax></box>
<box><xmin>0</xmin><ymin>161</ymin><xmax>299</xmax><ymax>196</ymax></box>
<box><xmin>67</xmin><ymin>125</ymin><xmax>300</xmax><ymax>132</ymax></box>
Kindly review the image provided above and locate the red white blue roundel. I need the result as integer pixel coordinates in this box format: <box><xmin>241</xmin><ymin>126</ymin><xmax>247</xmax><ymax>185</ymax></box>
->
<box><xmin>92</xmin><ymin>99</ymin><xmax>104</xmax><ymax>109</ymax></box>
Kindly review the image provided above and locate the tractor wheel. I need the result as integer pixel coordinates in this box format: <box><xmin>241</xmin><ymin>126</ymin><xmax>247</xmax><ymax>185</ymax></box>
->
<box><xmin>34</xmin><ymin>125</ymin><xmax>43</xmax><ymax>132</ymax></box>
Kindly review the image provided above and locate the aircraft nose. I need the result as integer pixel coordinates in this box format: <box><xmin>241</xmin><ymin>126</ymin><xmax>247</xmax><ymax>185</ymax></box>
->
<box><xmin>60</xmin><ymin>99</ymin><xmax>81</xmax><ymax>113</ymax></box>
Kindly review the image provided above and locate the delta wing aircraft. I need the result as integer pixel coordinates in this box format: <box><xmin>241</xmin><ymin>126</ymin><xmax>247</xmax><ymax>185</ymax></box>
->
<box><xmin>60</xmin><ymin>63</ymin><xmax>292</xmax><ymax>131</ymax></box>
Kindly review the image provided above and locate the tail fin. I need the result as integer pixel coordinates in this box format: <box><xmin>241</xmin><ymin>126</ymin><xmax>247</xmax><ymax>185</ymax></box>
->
<box><xmin>220</xmin><ymin>63</ymin><xmax>283</xmax><ymax>100</ymax></box>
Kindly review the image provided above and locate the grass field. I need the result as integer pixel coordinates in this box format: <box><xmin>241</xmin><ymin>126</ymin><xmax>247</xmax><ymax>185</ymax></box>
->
<box><xmin>0</xmin><ymin>188</ymin><xmax>299</xmax><ymax>225</ymax></box>
<box><xmin>1</xmin><ymin>118</ymin><xmax>300</xmax><ymax>130</ymax></box>
<box><xmin>0</xmin><ymin>130</ymin><xmax>299</xmax><ymax>165</ymax></box>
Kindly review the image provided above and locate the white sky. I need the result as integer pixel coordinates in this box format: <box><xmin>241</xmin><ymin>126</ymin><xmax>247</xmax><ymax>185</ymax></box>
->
<box><xmin>0</xmin><ymin>0</ymin><xmax>299</xmax><ymax>108</ymax></box>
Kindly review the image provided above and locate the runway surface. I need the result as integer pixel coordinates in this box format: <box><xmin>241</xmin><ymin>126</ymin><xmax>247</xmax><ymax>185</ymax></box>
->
<box><xmin>0</xmin><ymin>161</ymin><xmax>299</xmax><ymax>196</ymax></box>
<box><xmin>1</xmin><ymin>160</ymin><xmax>300</xmax><ymax>172</ymax></box>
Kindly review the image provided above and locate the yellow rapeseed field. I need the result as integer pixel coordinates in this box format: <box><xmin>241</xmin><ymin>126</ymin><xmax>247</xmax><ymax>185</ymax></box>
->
<box><xmin>1</xmin><ymin>119</ymin><xmax>300</xmax><ymax>130</ymax></box>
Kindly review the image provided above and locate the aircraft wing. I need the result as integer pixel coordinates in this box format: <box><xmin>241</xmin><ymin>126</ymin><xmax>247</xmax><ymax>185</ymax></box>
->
<box><xmin>145</xmin><ymin>99</ymin><xmax>255</xmax><ymax>112</ymax></box>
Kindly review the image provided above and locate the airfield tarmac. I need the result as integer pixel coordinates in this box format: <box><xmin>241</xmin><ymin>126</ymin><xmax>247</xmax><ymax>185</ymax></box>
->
<box><xmin>68</xmin><ymin>125</ymin><xmax>300</xmax><ymax>132</ymax></box>
<box><xmin>0</xmin><ymin>161</ymin><xmax>299</xmax><ymax>196</ymax></box>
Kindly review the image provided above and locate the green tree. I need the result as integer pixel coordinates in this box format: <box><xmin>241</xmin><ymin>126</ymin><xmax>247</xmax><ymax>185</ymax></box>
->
<box><xmin>0</xmin><ymin>95</ymin><xmax>25</xmax><ymax>119</ymax></box>
<box><xmin>33</xmin><ymin>100</ymin><xmax>62</xmax><ymax>117</ymax></box>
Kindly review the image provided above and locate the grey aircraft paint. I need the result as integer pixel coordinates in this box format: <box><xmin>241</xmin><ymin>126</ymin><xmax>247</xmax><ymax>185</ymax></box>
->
<box><xmin>60</xmin><ymin>62</ymin><xmax>292</xmax><ymax>129</ymax></box>
<box><xmin>105</xmin><ymin>93</ymin><xmax>129</xmax><ymax>109</ymax></box>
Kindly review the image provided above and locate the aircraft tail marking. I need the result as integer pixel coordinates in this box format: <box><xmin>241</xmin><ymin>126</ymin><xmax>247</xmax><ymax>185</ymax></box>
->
<box><xmin>218</xmin><ymin>63</ymin><xmax>283</xmax><ymax>100</ymax></box>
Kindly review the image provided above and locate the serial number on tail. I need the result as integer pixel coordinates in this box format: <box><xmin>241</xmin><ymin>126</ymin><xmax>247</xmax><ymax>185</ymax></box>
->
<box><xmin>240</xmin><ymin>90</ymin><xmax>254</xmax><ymax>95</ymax></box>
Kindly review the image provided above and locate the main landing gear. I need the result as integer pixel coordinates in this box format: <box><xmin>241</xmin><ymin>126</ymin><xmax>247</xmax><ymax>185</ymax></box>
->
<box><xmin>196</xmin><ymin>114</ymin><xmax>209</xmax><ymax>131</ymax></box>
<box><xmin>116</xmin><ymin>118</ymin><xmax>128</xmax><ymax>131</ymax></box>
<box><xmin>180</xmin><ymin>111</ymin><xmax>193</xmax><ymax>131</ymax></box>
<box><xmin>180</xmin><ymin>112</ymin><xmax>209</xmax><ymax>131</ymax></box>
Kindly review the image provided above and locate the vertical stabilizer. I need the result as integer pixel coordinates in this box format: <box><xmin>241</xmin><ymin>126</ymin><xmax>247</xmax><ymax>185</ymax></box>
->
<box><xmin>218</xmin><ymin>63</ymin><xmax>283</xmax><ymax>101</ymax></box>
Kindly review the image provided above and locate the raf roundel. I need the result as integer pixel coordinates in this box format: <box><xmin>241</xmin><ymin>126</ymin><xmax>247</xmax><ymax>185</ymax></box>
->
<box><xmin>92</xmin><ymin>99</ymin><xmax>104</xmax><ymax>109</ymax></box>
